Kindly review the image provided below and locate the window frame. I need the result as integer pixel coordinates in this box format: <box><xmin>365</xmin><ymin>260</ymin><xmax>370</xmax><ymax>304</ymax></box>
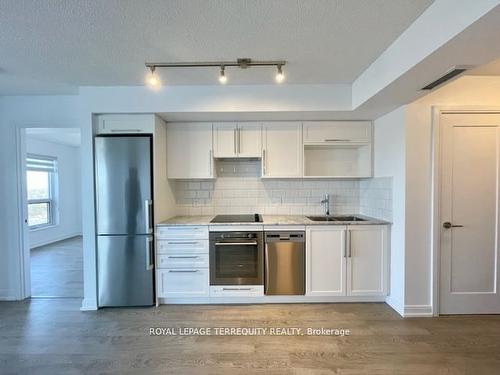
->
<box><xmin>26</xmin><ymin>154</ymin><xmax>58</xmax><ymax>230</ymax></box>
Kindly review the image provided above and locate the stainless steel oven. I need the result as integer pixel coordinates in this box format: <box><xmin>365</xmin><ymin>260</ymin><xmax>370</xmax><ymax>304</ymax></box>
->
<box><xmin>209</xmin><ymin>231</ymin><xmax>264</xmax><ymax>285</ymax></box>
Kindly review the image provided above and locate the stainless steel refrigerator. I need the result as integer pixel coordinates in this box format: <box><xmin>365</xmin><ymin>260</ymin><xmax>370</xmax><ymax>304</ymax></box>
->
<box><xmin>95</xmin><ymin>135</ymin><xmax>155</xmax><ymax>307</ymax></box>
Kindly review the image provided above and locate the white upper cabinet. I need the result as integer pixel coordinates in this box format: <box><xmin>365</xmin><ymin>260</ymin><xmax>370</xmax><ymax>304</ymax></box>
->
<box><xmin>306</xmin><ymin>226</ymin><xmax>347</xmax><ymax>296</ymax></box>
<box><xmin>97</xmin><ymin>114</ymin><xmax>155</xmax><ymax>134</ymax></box>
<box><xmin>213</xmin><ymin>123</ymin><xmax>238</xmax><ymax>158</ymax></box>
<box><xmin>346</xmin><ymin>225</ymin><xmax>388</xmax><ymax>297</ymax></box>
<box><xmin>303</xmin><ymin>121</ymin><xmax>372</xmax><ymax>144</ymax></box>
<box><xmin>262</xmin><ymin>122</ymin><xmax>303</xmax><ymax>178</ymax></box>
<box><xmin>303</xmin><ymin>121</ymin><xmax>373</xmax><ymax>178</ymax></box>
<box><xmin>238</xmin><ymin>122</ymin><xmax>262</xmax><ymax>158</ymax></box>
<box><xmin>167</xmin><ymin>122</ymin><xmax>214</xmax><ymax>179</ymax></box>
<box><xmin>213</xmin><ymin>122</ymin><xmax>262</xmax><ymax>158</ymax></box>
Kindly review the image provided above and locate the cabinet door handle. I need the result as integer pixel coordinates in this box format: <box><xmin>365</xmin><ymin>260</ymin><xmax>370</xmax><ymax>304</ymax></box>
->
<box><xmin>209</xmin><ymin>150</ymin><xmax>213</xmax><ymax>176</ymax></box>
<box><xmin>344</xmin><ymin>231</ymin><xmax>347</xmax><ymax>258</ymax></box>
<box><xmin>262</xmin><ymin>149</ymin><xmax>267</xmax><ymax>175</ymax></box>
<box><xmin>348</xmin><ymin>230</ymin><xmax>352</xmax><ymax>258</ymax></box>
<box><xmin>168</xmin><ymin>270</ymin><xmax>199</xmax><ymax>273</ymax></box>
<box><xmin>110</xmin><ymin>129</ymin><xmax>142</xmax><ymax>133</ymax></box>
<box><xmin>238</xmin><ymin>128</ymin><xmax>241</xmax><ymax>154</ymax></box>
<box><xmin>234</xmin><ymin>128</ymin><xmax>237</xmax><ymax>154</ymax></box>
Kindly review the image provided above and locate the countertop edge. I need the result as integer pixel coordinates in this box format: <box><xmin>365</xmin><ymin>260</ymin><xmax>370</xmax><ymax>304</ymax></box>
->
<box><xmin>157</xmin><ymin>215</ymin><xmax>391</xmax><ymax>227</ymax></box>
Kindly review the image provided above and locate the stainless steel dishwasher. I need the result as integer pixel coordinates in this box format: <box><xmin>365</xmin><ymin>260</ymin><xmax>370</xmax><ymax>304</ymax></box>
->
<box><xmin>264</xmin><ymin>232</ymin><xmax>305</xmax><ymax>295</ymax></box>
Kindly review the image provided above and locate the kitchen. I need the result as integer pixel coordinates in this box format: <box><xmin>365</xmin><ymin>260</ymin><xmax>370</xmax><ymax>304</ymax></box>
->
<box><xmin>3</xmin><ymin>1</ymin><xmax>500</xmax><ymax>373</ymax></box>
<box><xmin>94</xmin><ymin>116</ymin><xmax>390</xmax><ymax>306</ymax></box>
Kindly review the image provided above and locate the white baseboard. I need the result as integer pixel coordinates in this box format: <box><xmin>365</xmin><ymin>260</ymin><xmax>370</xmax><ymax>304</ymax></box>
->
<box><xmin>404</xmin><ymin>304</ymin><xmax>433</xmax><ymax>317</ymax></box>
<box><xmin>80</xmin><ymin>298</ymin><xmax>98</xmax><ymax>311</ymax></box>
<box><xmin>30</xmin><ymin>232</ymin><xmax>82</xmax><ymax>249</ymax></box>
<box><xmin>0</xmin><ymin>289</ymin><xmax>19</xmax><ymax>301</ymax></box>
<box><xmin>385</xmin><ymin>295</ymin><xmax>404</xmax><ymax>317</ymax></box>
<box><xmin>158</xmin><ymin>295</ymin><xmax>387</xmax><ymax>305</ymax></box>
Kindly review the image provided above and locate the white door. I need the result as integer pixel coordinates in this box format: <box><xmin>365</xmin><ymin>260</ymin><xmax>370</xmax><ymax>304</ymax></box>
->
<box><xmin>262</xmin><ymin>122</ymin><xmax>302</xmax><ymax>178</ymax></box>
<box><xmin>213</xmin><ymin>123</ymin><xmax>237</xmax><ymax>158</ymax></box>
<box><xmin>237</xmin><ymin>122</ymin><xmax>262</xmax><ymax>158</ymax></box>
<box><xmin>440</xmin><ymin>113</ymin><xmax>500</xmax><ymax>314</ymax></box>
<box><xmin>306</xmin><ymin>226</ymin><xmax>347</xmax><ymax>296</ymax></box>
<box><xmin>347</xmin><ymin>225</ymin><xmax>387</xmax><ymax>296</ymax></box>
<box><xmin>167</xmin><ymin>123</ymin><xmax>213</xmax><ymax>179</ymax></box>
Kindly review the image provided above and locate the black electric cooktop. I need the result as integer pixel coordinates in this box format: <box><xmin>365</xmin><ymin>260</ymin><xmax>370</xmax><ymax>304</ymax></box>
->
<box><xmin>210</xmin><ymin>214</ymin><xmax>262</xmax><ymax>223</ymax></box>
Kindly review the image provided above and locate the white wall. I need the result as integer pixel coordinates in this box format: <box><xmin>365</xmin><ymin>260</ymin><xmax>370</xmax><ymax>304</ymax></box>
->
<box><xmin>0</xmin><ymin>95</ymin><xmax>79</xmax><ymax>300</ymax></box>
<box><xmin>372</xmin><ymin>106</ymin><xmax>407</xmax><ymax>315</ymax></box>
<box><xmin>26</xmin><ymin>137</ymin><xmax>82</xmax><ymax>248</ymax></box>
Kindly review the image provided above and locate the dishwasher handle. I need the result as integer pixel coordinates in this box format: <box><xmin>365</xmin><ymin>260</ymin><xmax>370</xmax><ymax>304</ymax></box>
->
<box><xmin>264</xmin><ymin>232</ymin><xmax>305</xmax><ymax>243</ymax></box>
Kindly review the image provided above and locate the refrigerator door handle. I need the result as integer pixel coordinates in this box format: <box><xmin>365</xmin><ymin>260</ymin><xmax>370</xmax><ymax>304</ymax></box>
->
<box><xmin>146</xmin><ymin>236</ymin><xmax>154</xmax><ymax>271</ymax></box>
<box><xmin>144</xmin><ymin>200</ymin><xmax>153</xmax><ymax>234</ymax></box>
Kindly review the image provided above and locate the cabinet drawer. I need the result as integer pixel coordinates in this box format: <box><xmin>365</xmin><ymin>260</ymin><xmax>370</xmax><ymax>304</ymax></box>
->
<box><xmin>156</xmin><ymin>226</ymin><xmax>209</xmax><ymax>240</ymax></box>
<box><xmin>156</xmin><ymin>239</ymin><xmax>209</xmax><ymax>254</ymax></box>
<box><xmin>157</xmin><ymin>254</ymin><xmax>209</xmax><ymax>269</ymax></box>
<box><xmin>303</xmin><ymin>121</ymin><xmax>371</xmax><ymax>143</ymax></box>
<box><xmin>157</xmin><ymin>269</ymin><xmax>209</xmax><ymax>297</ymax></box>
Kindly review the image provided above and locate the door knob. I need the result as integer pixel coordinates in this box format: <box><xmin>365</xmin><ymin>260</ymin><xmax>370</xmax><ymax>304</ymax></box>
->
<box><xmin>443</xmin><ymin>222</ymin><xmax>464</xmax><ymax>229</ymax></box>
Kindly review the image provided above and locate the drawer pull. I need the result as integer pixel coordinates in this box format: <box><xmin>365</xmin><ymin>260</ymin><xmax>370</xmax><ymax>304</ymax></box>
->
<box><xmin>168</xmin><ymin>270</ymin><xmax>199</xmax><ymax>273</ymax></box>
<box><xmin>166</xmin><ymin>241</ymin><xmax>199</xmax><ymax>245</ymax></box>
<box><xmin>222</xmin><ymin>287</ymin><xmax>253</xmax><ymax>291</ymax></box>
<box><xmin>324</xmin><ymin>138</ymin><xmax>350</xmax><ymax>142</ymax></box>
<box><xmin>166</xmin><ymin>227</ymin><xmax>201</xmax><ymax>230</ymax></box>
<box><xmin>167</xmin><ymin>256</ymin><xmax>199</xmax><ymax>259</ymax></box>
<box><xmin>215</xmin><ymin>242</ymin><xmax>258</xmax><ymax>246</ymax></box>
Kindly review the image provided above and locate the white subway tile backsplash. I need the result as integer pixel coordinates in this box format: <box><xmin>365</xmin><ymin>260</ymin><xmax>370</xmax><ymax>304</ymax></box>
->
<box><xmin>171</xmin><ymin>161</ymin><xmax>393</xmax><ymax>220</ymax></box>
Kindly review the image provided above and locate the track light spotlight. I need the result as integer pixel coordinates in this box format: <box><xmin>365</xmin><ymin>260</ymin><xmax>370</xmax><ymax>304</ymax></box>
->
<box><xmin>145</xmin><ymin>66</ymin><xmax>161</xmax><ymax>89</ymax></box>
<box><xmin>275</xmin><ymin>65</ymin><xmax>285</xmax><ymax>83</ymax></box>
<box><xmin>219</xmin><ymin>66</ymin><xmax>227</xmax><ymax>84</ymax></box>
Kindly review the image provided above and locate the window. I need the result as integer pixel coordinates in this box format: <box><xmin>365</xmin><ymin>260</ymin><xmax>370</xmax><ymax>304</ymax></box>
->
<box><xmin>26</xmin><ymin>154</ymin><xmax>58</xmax><ymax>229</ymax></box>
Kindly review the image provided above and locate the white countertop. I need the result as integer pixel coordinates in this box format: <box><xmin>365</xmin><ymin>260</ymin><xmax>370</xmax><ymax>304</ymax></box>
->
<box><xmin>157</xmin><ymin>214</ymin><xmax>390</xmax><ymax>226</ymax></box>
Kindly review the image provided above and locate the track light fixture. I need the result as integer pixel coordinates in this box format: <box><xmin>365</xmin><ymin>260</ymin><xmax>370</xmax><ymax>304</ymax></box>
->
<box><xmin>144</xmin><ymin>58</ymin><xmax>286</xmax><ymax>88</ymax></box>
<box><xmin>219</xmin><ymin>65</ymin><xmax>227</xmax><ymax>84</ymax></box>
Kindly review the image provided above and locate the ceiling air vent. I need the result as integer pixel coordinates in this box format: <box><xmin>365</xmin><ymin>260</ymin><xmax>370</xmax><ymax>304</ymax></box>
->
<box><xmin>421</xmin><ymin>66</ymin><xmax>470</xmax><ymax>90</ymax></box>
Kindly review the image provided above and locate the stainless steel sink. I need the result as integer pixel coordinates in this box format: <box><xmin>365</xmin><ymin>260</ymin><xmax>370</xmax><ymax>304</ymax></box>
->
<box><xmin>307</xmin><ymin>215</ymin><xmax>367</xmax><ymax>222</ymax></box>
<box><xmin>331</xmin><ymin>215</ymin><xmax>366</xmax><ymax>222</ymax></box>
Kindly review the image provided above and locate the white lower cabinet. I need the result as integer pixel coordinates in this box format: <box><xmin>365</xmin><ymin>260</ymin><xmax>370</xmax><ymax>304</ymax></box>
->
<box><xmin>156</xmin><ymin>224</ymin><xmax>388</xmax><ymax>302</ymax></box>
<box><xmin>347</xmin><ymin>225</ymin><xmax>388</xmax><ymax>296</ymax></box>
<box><xmin>157</xmin><ymin>269</ymin><xmax>209</xmax><ymax>297</ymax></box>
<box><xmin>306</xmin><ymin>226</ymin><xmax>347</xmax><ymax>296</ymax></box>
<box><xmin>156</xmin><ymin>225</ymin><xmax>210</xmax><ymax>299</ymax></box>
<box><xmin>306</xmin><ymin>225</ymin><xmax>388</xmax><ymax>297</ymax></box>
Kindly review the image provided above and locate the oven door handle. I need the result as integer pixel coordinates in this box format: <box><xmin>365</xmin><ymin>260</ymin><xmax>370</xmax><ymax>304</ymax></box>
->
<box><xmin>214</xmin><ymin>242</ymin><xmax>258</xmax><ymax>246</ymax></box>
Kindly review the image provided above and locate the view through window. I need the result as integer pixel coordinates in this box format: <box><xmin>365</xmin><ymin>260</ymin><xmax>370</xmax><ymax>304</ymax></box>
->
<box><xmin>26</xmin><ymin>155</ymin><xmax>58</xmax><ymax>228</ymax></box>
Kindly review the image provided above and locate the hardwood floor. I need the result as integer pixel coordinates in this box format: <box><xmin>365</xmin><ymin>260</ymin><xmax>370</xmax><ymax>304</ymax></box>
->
<box><xmin>1</xmin><ymin>299</ymin><xmax>500</xmax><ymax>374</ymax></box>
<box><xmin>30</xmin><ymin>236</ymin><xmax>83</xmax><ymax>297</ymax></box>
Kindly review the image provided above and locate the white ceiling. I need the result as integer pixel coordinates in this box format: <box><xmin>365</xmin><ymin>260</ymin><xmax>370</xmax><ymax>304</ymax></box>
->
<box><xmin>0</xmin><ymin>0</ymin><xmax>434</xmax><ymax>95</ymax></box>
<box><xmin>25</xmin><ymin>128</ymin><xmax>81</xmax><ymax>147</ymax></box>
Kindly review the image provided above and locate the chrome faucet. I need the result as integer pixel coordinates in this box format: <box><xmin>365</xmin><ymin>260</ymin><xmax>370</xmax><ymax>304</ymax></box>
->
<box><xmin>320</xmin><ymin>193</ymin><xmax>330</xmax><ymax>216</ymax></box>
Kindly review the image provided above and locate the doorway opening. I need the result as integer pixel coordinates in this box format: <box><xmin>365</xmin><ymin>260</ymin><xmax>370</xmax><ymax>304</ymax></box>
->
<box><xmin>22</xmin><ymin>128</ymin><xmax>83</xmax><ymax>298</ymax></box>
